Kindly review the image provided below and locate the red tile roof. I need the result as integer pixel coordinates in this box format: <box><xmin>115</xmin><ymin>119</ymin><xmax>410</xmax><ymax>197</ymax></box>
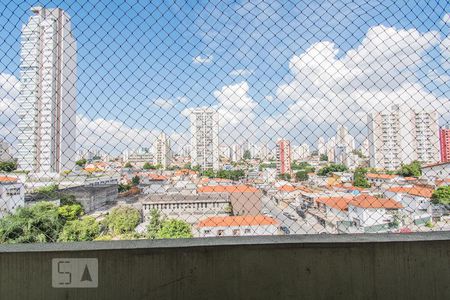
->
<box><xmin>198</xmin><ymin>185</ymin><xmax>259</xmax><ymax>193</ymax></box>
<box><xmin>198</xmin><ymin>215</ymin><xmax>278</xmax><ymax>227</ymax></box>
<box><xmin>316</xmin><ymin>196</ymin><xmax>353</xmax><ymax>211</ymax></box>
<box><xmin>316</xmin><ymin>194</ymin><xmax>402</xmax><ymax>211</ymax></box>
<box><xmin>387</xmin><ymin>186</ymin><xmax>434</xmax><ymax>198</ymax></box>
<box><xmin>0</xmin><ymin>176</ymin><xmax>18</xmax><ymax>183</ymax></box>
<box><xmin>277</xmin><ymin>185</ymin><xmax>312</xmax><ymax>193</ymax></box>
<box><xmin>350</xmin><ymin>194</ymin><xmax>403</xmax><ymax>209</ymax></box>
<box><xmin>366</xmin><ymin>173</ymin><xmax>398</xmax><ymax>180</ymax></box>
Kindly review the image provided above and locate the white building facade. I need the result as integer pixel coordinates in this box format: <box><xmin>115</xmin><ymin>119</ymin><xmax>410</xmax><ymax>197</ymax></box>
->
<box><xmin>368</xmin><ymin>106</ymin><xmax>439</xmax><ymax>170</ymax></box>
<box><xmin>154</xmin><ymin>133</ymin><xmax>172</xmax><ymax>169</ymax></box>
<box><xmin>17</xmin><ymin>7</ymin><xmax>77</xmax><ymax>176</ymax></box>
<box><xmin>190</xmin><ymin>108</ymin><xmax>220</xmax><ymax>170</ymax></box>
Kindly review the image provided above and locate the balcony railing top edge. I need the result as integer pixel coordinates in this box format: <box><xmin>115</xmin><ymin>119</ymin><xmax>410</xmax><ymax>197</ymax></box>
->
<box><xmin>0</xmin><ymin>231</ymin><xmax>449</xmax><ymax>253</ymax></box>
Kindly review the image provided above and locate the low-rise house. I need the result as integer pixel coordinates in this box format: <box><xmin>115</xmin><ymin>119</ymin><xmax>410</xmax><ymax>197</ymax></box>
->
<box><xmin>198</xmin><ymin>185</ymin><xmax>262</xmax><ymax>216</ymax></box>
<box><xmin>141</xmin><ymin>193</ymin><xmax>231</xmax><ymax>224</ymax></box>
<box><xmin>0</xmin><ymin>176</ymin><xmax>25</xmax><ymax>218</ymax></box>
<box><xmin>384</xmin><ymin>186</ymin><xmax>435</xmax><ymax>225</ymax></box>
<box><xmin>366</xmin><ymin>173</ymin><xmax>399</xmax><ymax>187</ymax></box>
<box><xmin>196</xmin><ymin>215</ymin><xmax>279</xmax><ymax>237</ymax></box>
<box><xmin>421</xmin><ymin>162</ymin><xmax>450</xmax><ymax>183</ymax></box>
<box><xmin>313</xmin><ymin>194</ymin><xmax>402</xmax><ymax>233</ymax></box>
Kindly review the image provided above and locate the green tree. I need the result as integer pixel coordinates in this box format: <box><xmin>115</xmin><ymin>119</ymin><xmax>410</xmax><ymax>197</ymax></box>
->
<box><xmin>143</xmin><ymin>162</ymin><xmax>156</xmax><ymax>170</ymax></box>
<box><xmin>58</xmin><ymin>204</ymin><xmax>84</xmax><ymax>221</ymax></box>
<box><xmin>319</xmin><ymin>154</ymin><xmax>328</xmax><ymax>161</ymax></box>
<box><xmin>0</xmin><ymin>161</ymin><xmax>17</xmax><ymax>172</ymax></box>
<box><xmin>278</xmin><ymin>173</ymin><xmax>291</xmax><ymax>181</ymax></box>
<box><xmin>397</xmin><ymin>161</ymin><xmax>421</xmax><ymax>177</ymax></box>
<box><xmin>157</xmin><ymin>219</ymin><xmax>193</xmax><ymax>239</ymax></box>
<box><xmin>118</xmin><ymin>183</ymin><xmax>132</xmax><ymax>193</ymax></box>
<box><xmin>58</xmin><ymin>217</ymin><xmax>100</xmax><ymax>242</ymax></box>
<box><xmin>243</xmin><ymin>150</ymin><xmax>251</xmax><ymax>160</ymax></box>
<box><xmin>201</xmin><ymin>169</ymin><xmax>216</xmax><ymax>178</ymax></box>
<box><xmin>124</xmin><ymin>162</ymin><xmax>133</xmax><ymax>168</ymax></box>
<box><xmin>146</xmin><ymin>209</ymin><xmax>163</xmax><ymax>239</ymax></box>
<box><xmin>35</xmin><ymin>183</ymin><xmax>59</xmax><ymax>195</ymax></box>
<box><xmin>317</xmin><ymin>164</ymin><xmax>348</xmax><ymax>176</ymax></box>
<box><xmin>431</xmin><ymin>186</ymin><xmax>450</xmax><ymax>205</ymax></box>
<box><xmin>131</xmin><ymin>175</ymin><xmax>140</xmax><ymax>186</ymax></box>
<box><xmin>0</xmin><ymin>202</ymin><xmax>63</xmax><ymax>243</ymax></box>
<box><xmin>103</xmin><ymin>206</ymin><xmax>141</xmax><ymax>236</ymax></box>
<box><xmin>295</xmin><ymin>170</ymin><xmax>309</xmax><ymax>182</ymax></box>
<box><xmin>353</xmin><ymin>167</ymin><xmax>371</xmax><ymax>188</ymax></box>
<box><xmin>75</xmin><ymin>158</ymin><xmax>87</xmax><ymax>167</ymax></box>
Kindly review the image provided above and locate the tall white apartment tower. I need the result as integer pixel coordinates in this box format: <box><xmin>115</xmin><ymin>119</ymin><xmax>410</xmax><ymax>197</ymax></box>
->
<box><xmin>154</xmin><ymin>132</ymin><xmax>172</xmax><ymax>169</ymax></box>
<box><xmin>368</xmin><ymin>105</ymin><xmax>439</xmax><ymax>170</ymax></box>
<box><xmin>189</xmin><ymin>108</ymin><xmax>219</xmax><ymax>170</ymax></box>
<box><xmin>17</xmin><ymin>7</ymin><xmax>77</xmax><ymax>175</ymax></box>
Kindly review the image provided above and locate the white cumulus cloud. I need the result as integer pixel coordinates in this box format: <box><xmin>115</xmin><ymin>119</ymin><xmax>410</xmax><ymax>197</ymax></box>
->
<box><xmin>192</xmin><ymin>55</ymin><xmax>213</xmax><ymax>64</ymax></box>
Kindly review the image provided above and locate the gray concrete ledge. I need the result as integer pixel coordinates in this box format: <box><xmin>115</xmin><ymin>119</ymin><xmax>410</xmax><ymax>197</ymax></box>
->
<box><xmin>1</xmin><ymin>232</ymin><xmax>449</xmax><ymax>300</ymax></box>
<box><xmin>0</xmin><ymin>231</ymin><xmax>449</xmax><ymax>253</ymax></box>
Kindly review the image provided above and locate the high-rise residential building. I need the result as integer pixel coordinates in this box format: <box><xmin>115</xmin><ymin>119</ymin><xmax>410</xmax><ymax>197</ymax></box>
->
<box><xmin>0</xmin><ymin>141</ymin><xmax>14</xmax><ymax>162</ymax></box>
<box><xmin>317</xmin><ymin>137</ymin><xmax>326</xmax><ymax>156</ymax></box>
<box><xmin>360</xmin><ymin>138</ymin><xmax>370</xmax><ymax>158</ymax></box>
<box><xmin>190</xmin><ymin>108</ymin><xmax>219</xmax><ymax>170</ymax></box>
<box><xmin>368</xmin><ymin>106</ymin><xmax>439</xmax><ymax>170</ymax></box>
<box><xmin>17</xmin><ymin>7</ymin><xmax>77</xmax><ymax>175</ymax></box>
<box><xmin>439</xmin><ymin>127</ymin><xmax>450</xmax><ymax>163</ymax></box>
<box><xmin>292</xmin><ymin>143</ymin><xmax>310</xmax><ymax>161</ymax></box>
<box><xmin>276</xmin><ymin>139</ymin><xmax>291</xmax><ymax>175</ymax></box>
<box><xmin>219</xmin><ymin>145</ymin><xmax>231</xmax><ymax>160</ymax></box>
<box><xmin>325</xmin><ymin>137</ymin><xmax>336</xmax><ymax>162</ymax></box>
<box><xmin>336</xmin><ymin>125</ymin><xmax>355</xmax><ymax>152</ymax></box>
<box><xmin>154</xmin><ymin>133</ymin><xmax>172</xmax><ymax>169</ymax></box>
<box><xmin>230</xmin><ymin>144</ymin><xmax>241</xmax><ymax>162</ymax></box>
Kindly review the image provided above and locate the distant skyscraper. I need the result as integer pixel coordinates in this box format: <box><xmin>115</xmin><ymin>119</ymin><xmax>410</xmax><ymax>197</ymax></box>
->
<box><xmin>276</xmin><ymin>139</ymin><xmax>291</xmax><ymax>175</ymax></box>
<box><xmin>439</xmin><ymin>127</ymin><xmax>450</xmax><ymax>163</ymax></box>
<box><xmin>317</xmin><ymin>137</ymin><xmax>326</xmax><ymax>156</ymax></box>
<box><xmin>219</xmin><ymin>144</ymin><xmax>231</xmax><ymax>160</ymax></box>
<box><xmin>292</xmin><ymin>143</ymin><xmax>310</xmax><ymax>161</ymax></box>
<box><xmin>17</xmin><ymin>7</ymin><xmax>77</xmax><ymax>175</ymax></box>
<box><xmin>154</xmin><ymin>133</ymin><xmax>172</xmax><ymax>169</ymax></box>
<box><xmin>230</xmin><ymin>144</ymin><xmax>241</xmax><ymax>162</ymax></box>
<box><xmin>368</xmin><ymin>106</ymin><xmax>439</xmax><ymax>170</ymax></box>
<box><xmin>190</xmin><ymin>108</ymin><xmax>219</xmax><ymax>170</ymax></box>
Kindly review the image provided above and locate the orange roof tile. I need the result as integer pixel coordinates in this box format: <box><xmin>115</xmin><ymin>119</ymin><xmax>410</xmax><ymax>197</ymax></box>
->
<box><xmin>366</xmin><ymin>173</ymin><xmax>398</xmax><ymax>180</ymax></box>
<box><xmin>198</xmin><ymin>215</ymin><xmax>278</xmax><ymax>227</ymax></box>
<box><xmin>350</xmin><ymin>194</ymin><xmax>403</xmax><ymax>209</ymax></box>
<box><xmin>316</xmin><ymin>196</ymin><xmax>353</xmax><ymax>211</ymax></box>
<box><xmin>198</xmin><ymin>185</ymin><xmax>259</xmax><ymax>193</ymax></box>
<box><xmin>277</xmin><ymin>185</ymin><xmax>313</xmax><ymax>193</ymax></box>
<box><xmin>0</xmin><ymin>176</ymin><xmax>18</xmax><ymax>183</ymax></box>
<box><xmin>388</xmin><ymin>186</ymin><xmax>434</xmax><ymax>198</ymax></box>
<box><xmin>316</xmin><ymin>194</ymin><xmax>402</xmax><ymax>210</ymax></box>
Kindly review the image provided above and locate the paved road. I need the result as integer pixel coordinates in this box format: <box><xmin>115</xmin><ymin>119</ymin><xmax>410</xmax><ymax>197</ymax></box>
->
<box><xmin>261</xmin><ymin>196</ymin><xmax>325</xmax><ymax>234</ymax></box>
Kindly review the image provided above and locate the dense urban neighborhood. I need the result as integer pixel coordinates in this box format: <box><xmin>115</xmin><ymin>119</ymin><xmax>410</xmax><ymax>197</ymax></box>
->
<box><xmin>0</xmin><ymin>6</ymin><xmax>449</xmax><ymax>243</ymax></box>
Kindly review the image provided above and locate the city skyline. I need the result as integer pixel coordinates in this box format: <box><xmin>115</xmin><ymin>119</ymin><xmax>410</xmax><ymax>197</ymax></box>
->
<box><xmin>0</xmin><ymin>2</ymin><xmax>448</xmax><ymax>156</ymax></box>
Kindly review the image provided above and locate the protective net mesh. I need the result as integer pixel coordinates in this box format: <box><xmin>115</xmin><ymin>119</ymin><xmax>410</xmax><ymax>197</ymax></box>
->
<box><xmin>0</xmin><ymin>0</ymin><xmax>449</xmax><ymax>242</ymax></box>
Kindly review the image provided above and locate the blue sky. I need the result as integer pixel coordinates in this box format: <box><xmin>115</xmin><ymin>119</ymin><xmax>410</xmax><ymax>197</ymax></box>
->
<box><xmin>0</xmin><ymin>0</ymin><xmax>449</xmax><ymax>153</ymax></box>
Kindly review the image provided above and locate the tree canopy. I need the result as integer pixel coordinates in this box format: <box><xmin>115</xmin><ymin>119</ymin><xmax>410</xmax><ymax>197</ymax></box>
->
<box><xmin>317</xmin><ymin>164</ymin><xmax>348</xmax><ymax>176</ymax></box>
<box><xmin>353</xmin><ymin>167</ymin><xmax>371</xmax><ymax>188</ymax></box>
<box><xmin>431</xmin><ymin>186</ymin><xmax>450</xmax><ymax>205</ymax></box>
<box><xmin>295</xmin><ymin>170</ymin><xmax>309</xmax><ymax>182</ymax></box>
<box><xmin>0</xmin><ymin>202</ymin><xmax>63</xmax><ymax>243</ymax></box>
<box><xmin>103</xmin><ymin>206</ymin><xmax>141</xmax><ymax>235</ymax></box>
<box><xmin>157</xmin><ymin>219</ymin><xmax>193</xmax><ymax>239</ymax></box>
<box><xmin>58</xmin><ymin>217</ymin><xmax>100</xmax><ymax>242</ymax></box>
<box><xmin>0</xmin><ymin>161</ymin><xmax>17</xmax><ymax>172</ymax></box>
<box><xmin>397</xmin><ymin>161</ymin><xmax>421</xmax><ymax>177</ymax></box>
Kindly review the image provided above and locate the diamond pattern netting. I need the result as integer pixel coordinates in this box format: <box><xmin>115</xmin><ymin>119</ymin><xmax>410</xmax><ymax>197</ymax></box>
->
<box><xmin>0</xmin><ymin>0</ymin><xmax>449</xmax><ymax>243</ymax></box>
